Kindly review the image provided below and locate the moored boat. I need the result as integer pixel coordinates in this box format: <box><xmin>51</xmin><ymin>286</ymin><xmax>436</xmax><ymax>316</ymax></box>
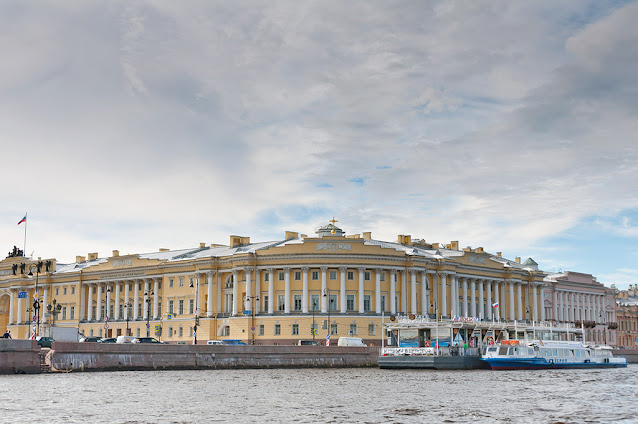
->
<box><xmin>481</xmin><ymin>339</ymin><xmax>628</xmax><ymax>370</ymax></box>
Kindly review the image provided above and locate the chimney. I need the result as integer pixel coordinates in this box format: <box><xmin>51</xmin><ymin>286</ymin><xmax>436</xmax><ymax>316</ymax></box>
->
<box><xmin>159</xmin><ymin>248</ymin><xmax>169</xmax><ymax>252</ymax></box>
<box><xmin>476</xmin><ymin>247</ymin><xmax>484</xmax><ymax>253</ymax></box>
<box><xmin>285</xmin><ymin>231</ymin><xmax>299</xmax><ymax>239</ymax></box>
<box><xmin>496</xmin><ymin>252</ymin><xmax>502</xmax><ymax>258</ymax></box>
<box><xmin>515</xmin><ymin>257</ymin><xmax>521</xmax><ymax>263</ymax></box>
<box><xmin>87</xmin><ymin>252</ymin><xmax>98</xmax><ymax>261</ymax></box>
<box><xmin>432</xmin><ymin>243</ymin><xmax>440</xmax><ymax>249</ymax></box>
<box><xmin>76</xmin><ymin>255</ymin><xmax>86</xmax><ymax>263</ymax></box>
<box><xmin>450</xmin><ymin>241</ymin><xmax>459</xmax><ymax>250</ymax></box>
<box><xmin>112</xmin><ymin>250</ymin><xmax>119</xmax><ymax>257</ymax></box>
<box><xmin>230</xmin><ymin>236</ymin><xmax>242</xmax><ymax>248</ymax></box>
<box><xmin>199</xmin><ymin>242</ymin><xmax>206</xmax><ymax>248</ymax></box>
<box><xmin>398</xmin><ymin>235</ymin><xmax>411</xmax><ymax>244</ymax></box>
<box><xmin>363</xmin><ymin>232</ymin><xmax>372</xmax><ymax>240</ymax></box>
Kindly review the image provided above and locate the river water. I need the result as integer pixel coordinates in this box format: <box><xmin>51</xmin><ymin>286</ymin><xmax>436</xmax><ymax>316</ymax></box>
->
<box><xmin>1</xmin><ymin>366</ymin><xmax>636</xmax><ymax>423</ymax></box>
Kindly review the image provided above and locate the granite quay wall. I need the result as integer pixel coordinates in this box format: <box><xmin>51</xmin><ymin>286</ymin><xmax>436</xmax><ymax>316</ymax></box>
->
<box><xmin>48</xmin><ymin>342</ymin><xmax>379</xmax><ymax>372</ymax></box>
<box><xmin>615</xmin><ymin>348</ymin><xmax>638</xmax><ymax>364</ymax></box>
<box><xmin>0</xmin><ymin>339</ymin><xmax>41</xmax><ymax>374</ymax></box>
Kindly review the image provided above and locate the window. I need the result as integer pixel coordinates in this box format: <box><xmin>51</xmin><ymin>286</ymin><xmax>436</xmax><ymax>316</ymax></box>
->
<box><xmin>311</xmin><ymin>295</ymin><xmax>320</xmax><ymax>311</ymax></box>
<box><xmin>91</xmin><ymin>306</ymin><xmax>96</xmax><ymax>319</ymax></box>
<box><xmin>347</xmin><ymin>294</ymin><xmax>355</xmax><ymax>311</ymax></box>
<box><xmin>169</xmin><ymin>300</ymin><xmax>174</xmax><ymax>315</ymax></box>
<box><xmin>63</xmin><ymin>287</ymin><xmax>67</xmax><ymax>295</ymax></box>
<box><xmin>364</xmin><ymin>295</ymin><xmax>371</xmax><ymax>312</ymax></box>
<box><xmin>138</xmin><ymin>302</ymin><xmax>142</xmax><ymax>318</ymax></box>
<box><xmin>119</xmin><ymin>304</ymin><xmax>123</xmax><ymax>318</ymax></box>
<box><xmin>328</xmin><ymin>294</ymin><xmax>338</xmax><ymax>311</ymax></box>
<box><xmin>380</xmin><ymin>273</ymin><xmax>386</xmax><ymax>282</ymax></box>
<box><xmin>311</xmin><ymin>271</ymin><xmax>319</xmax><ymax>280</ymax></box>
<box><xmin>136</xmin><ymin>328</ymin><xmax>140</xmax><ymax>337</ymax></box>
<box><xmin>179</xmin><ymin>327</ymin><xmax>183</xmax><ymax>337</ymax></box>
<box><xmin>158</xmin><ymin>281</ymin><xmax>162</xmax><ymax>290</ymax></box>
<box><xmin>274</xmin><ymin>324</ymin><xmax>281</xmax><ymax>335</ymax></box>
<box><xmin>178</xmin><ymin>300</ymin><xmax>184</xmax><ymax>315</ymax></box>
<box><xmin>55</xmin><ymin>288</ymin><xmax>59</xmax><ymax>296</ymax></box>
<box><xmin>62</xmin><ymin>306</ymin><xmax>67</xmax><ymax>320</ymax></box>
<box><xmin>158</xmin><ymin>302</ymin><xmax>162</xmax><ymax>317</ymax></box>
<box><xmin>364</xmin><ymin>272</ymin><xmax>371</xmax><ymax>281</ymax></box>
<box><xmin>368</xmin><ymin>323</ymin><xmax>375</xmax><ymax>335</ymax></box>
<box><xmin>169</xmin><ymin>327</ymin><xmax>173</xmax><ymax>337</ymax></box>
<box><xmin>264</xmin><ymin>273</ymin><xmax>269</xmax><ymax>282</ymax></box>
<box><xmin>263</xmin><ymin>295</ymin><xmax>269</xmax><ymax>312</ymax></box>
<box><xmin>70</xmin><ymin>306</ymin><xmax>75</xmax><ymax>320</ymax></box>
<box><xmin>279</xmin><ymin>272</ymin><xmax>285</xmax><ymax>281</ymax></box>
<box><xmin>349</xmin><ymin>323</ymin><xmax>357</xmax><ymax>335</ymax></box>
<box><xmin>90</xmin><ymin>329</ymin><xmax>94</xmax><ymax>337</ymax></box>
<box><xmin>189</xmin><ymin>277</ymin><xmax>194</xmax><ymax>287</ymax></box>
<box><xmin>179</xmin><ymin>277</ymin><xmax>184</xmax><ymax>287</ymax></box>
<box><xmin>347</xmin><ymin>271</ymin><xmax>354</xmax><ymax>280</ymax></box>
<box><xmin>277</xmin><ymin>295</ymin><xmax>285</xmax><ymax>311</ymax></box>
<box><xmin>393</xmin><ymin>273</ymin><xmax>398</xmax><ymax>282</ymax></box>
<box><xmin>169</xmin><ymin>278</ymin><xmax>174</xmax><ymax>288</ymax></box>
<box><xmin>329</xmin><ymin>271</ymin><xmax>337</xmax><ymax>280</ymax></box>
<box><xmin>292</xmin><ymin>324</ymin><xmax>299</xmax><ymax>335</ymax></box>
<box><xmin>189</xmin><ymin>299</ymin><xmax>194</xmax><ymax>314</ymax></box>
<box><xmin>129</xmin><ymin>284</ymin><xmax>132</xmax><ymax>292</ymax></box>
<box><xmin>330</xmin><ymin>323</ymin><xmax>338</xmax><ymax>335</ymax></box>
<box><xmin>222</xmin><ymin>326</ymin><xmax>230</xmax><ymax>336</ymax></box>
<box><xmin>71</xmin><ymin>286</ymin><xmax>75</xmax><ymax>295</ymax></box>
<box><xmin>293</xmin><ymin>295</ymin><xmax>302</xmax><ymax>311</ymax></box>
<box><xmin>109</xmin><ymin>305</ymin><xmax>114</xmax><ymax>319</ymax></box>
<box><xmin>259</xmin><ymin>325</ymin><xmax>264</xmax><ymax>336</ymax></box>
<box><xmin>294</xmin><ymin>271</ymin><xmax>302</xmax><ymax>281</ymax></box>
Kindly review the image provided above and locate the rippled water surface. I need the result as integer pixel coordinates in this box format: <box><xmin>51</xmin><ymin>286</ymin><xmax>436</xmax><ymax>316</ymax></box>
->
<box><xmin>1</xmin><ymin>366</ymin><xmax>636</xmax><ymax>423</ymax></box>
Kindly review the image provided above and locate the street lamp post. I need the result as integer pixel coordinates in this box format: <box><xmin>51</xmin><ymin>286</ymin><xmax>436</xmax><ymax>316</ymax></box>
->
<box><xmin>27</xmin><ymin>262</ymin><xmax>44</xmax><ymax>337</ymax></box>
<box><xmin>600</xmin><ymin>311</ymin><xmax>607</xmax><ymax>346</ymax></box>
<box><xmin>189</xmin><ymin>277</ymin><xmax>200</xmax><ymax>344</ymax></box>
<box><xmin>322</xmin><ymin>289</ymin><xmax>334</xmax><ymax>345</ymax></box>
<box><xmin>244</xmin><ymin>295</ymin><xmax>259</xmax><ymax>345</ymax></box>
<box><xmin>312</xmin><ymin>301</ymin><xmax>317</xmax><ymax>342</ymax></box>
<box><xmin>125</xmin><ymin>301</ymin><xmax>132</xmax><ymax>336</ymax></box>
<box><xmin>145</xmin><ymin>291</ymin><xmax>154</xmax><ymax>337</ymax></box>
<box><xmin>47</xmin><ymin>299</ymin><xmax>62</xmax><ymax>328</ymax></box>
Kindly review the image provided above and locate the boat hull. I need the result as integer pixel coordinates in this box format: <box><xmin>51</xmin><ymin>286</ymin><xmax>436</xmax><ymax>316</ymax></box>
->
<box><xmin>482</xmin><ymin>358</ymin><xmax>628</xmax><ymax>370</ymax></box>
<box><xmin>378</xmin><ymin>355</ymin><xmax>490</xmax><ymax>370</ymax></box>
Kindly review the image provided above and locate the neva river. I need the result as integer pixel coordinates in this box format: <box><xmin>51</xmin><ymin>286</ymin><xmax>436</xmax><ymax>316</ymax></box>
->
<box><xmin>1</xmin><ymin>366</ymin><xmax>636</xmax><ymax>423</ymax></box>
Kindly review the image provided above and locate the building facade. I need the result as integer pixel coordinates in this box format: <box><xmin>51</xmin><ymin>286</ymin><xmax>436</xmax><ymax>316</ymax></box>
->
<box><xmin>615</xmin><ymin>284</ymin><xmax>638</xmax><ymax>348</ymax></box>
<box><xmin>0</xmin><ymin>222</ymin><xmax>597</xmax><ymax>345</ymax></box>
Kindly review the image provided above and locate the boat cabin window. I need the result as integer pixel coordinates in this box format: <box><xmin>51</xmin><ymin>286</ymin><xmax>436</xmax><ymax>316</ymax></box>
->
<box><xmin>498</xmin><ymin>346</ymin><xmax>509</xmax><ymax>355</ymax></box>
<box><xmin>487</xmin><ymin>347</ymin><xmax>497</xmax><ymax>353</ymax></box>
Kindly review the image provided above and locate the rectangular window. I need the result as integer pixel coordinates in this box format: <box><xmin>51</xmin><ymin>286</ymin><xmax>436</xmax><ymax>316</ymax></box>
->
<box><xmin>294</xmin><ymin>271</ymin><xmax>302</xmax><ymax>281</ymax></box>
<box><xmin>347</xmin><ymin>294</ymin><xmax>355</xmax><ymax>311</ymax></box>
<box><xmin>189</xmin><ymin>277</ymin><xmax>194</xmax><ymax>287</ymax></box>
<box><xmin>70</xmin><ymin>306</ymin><xmax>75</xmax><ymax>320</ymax></box>
<box><xmin>178</xmin><ymin>300</ymin><xmax>184</xmax><ymax>315</ymax></box>
<box><xmin>169</xmin><ymin>278</ymin><xmax>174</xmax><ymax>288</ymax></box>
<box><xmin>91</xmin><ymin>306</ymin><xmax>96</xmax><ymax>319</ymax></box>
<box><xmin>55</xmin><ymin>288</ymin><xmax>59</xmax><ymax>296</ymax></box>
<box><xmin>138</xmin><ymin>303</ymin><xmax>142</xmax><ymax>318</ymax></box>
<box><xmin>380</xmin><ymin>273</ymin><xmax>386</xmax><ymax>282</ymax></box>
<box><xmin>349</xmin><ymin>323</ymin><xmax>357</xmax><ymax>335</ymax></box>
<box><xmin>169</xmin><ymin>327</ymin><xmax>173</xmax><ymax>337</ymax></box>
<box><xmin>381</xmin><ymin>295</ymin><xmax>386</xmax><ymax>312</ymax></box>
<box><xmin>277</xmin><ymin>295</ymin><xmax>285</xmax><ymax>311</ymax></box>
<box><xmin>330</xmin><ymin>323</ymin><xmax>338</xmax><ymax>335</ymax></box>
<box><xmin>189</xmin><ymin>299</ymin><xmax>194</xmax><ymax>314</ymax></box>
<box><xmin>179</xmin><ymin>327</ymin><xmax>183</xmax><ymax>337</ymax></box>
<box><xmin>119</xmin><ymin>304</ymin><xmax>123</xmax><ymax>318</ymax></box>
<box><xmin>63</xmin><ymin>287</ymin><xmax>67</xmax><ymax>295</ymax></box>
<box><xmin>364</xmin><ymin>295</ymin><xmax>371</xmax><ymax>312</ymax></box>
<box><xmin>347</xmin><ymin>271</ymin><xmax>354</xmax><ymax>280</ymax></box>
<box><xmin>263</xmin><ymin>296</ymin><xmax>269</xmax><ymax>312</ymax></box>
<box><xmin>311</xmin><ymin>271</ymin><xmax>319</xmax><ymax>280</ymax></box>
<box><xmin>328</xmin><ymin>294</ymin><xmax>338</xmax><ymax>311</ymax></box>
<box><xmin>259</xmin><ymin>325</ymin><xmax>264</xmax><ymax>336</ymax></box>
<box><xmin>264</xmin><ymin>273</ymin><xmax>269</xmax><ymax>282</ymax></box>
<box><xmin>311</xmin><ymin>295</ymin><xmax>320</xmax><ymax>311</ymax></box>
<box><xmin>292</xmin><ymin>324</ymin><xmax>299</xmax><ymax>335</ymax></box>
<box><xmin>158</xmin><ymin>302</ymin><xmax>162</xmax><ymax>317</ymax></box>
<box><xmin>368</xmin><ymin>323</ymin><xmax>375</xmax><ymax>335</ymax></box>
<box><xmin>329</xmin><ymin>271</ymin><xmax>337</xmax><ymax>280</ymax></box>
<box><xmin>71</xmin><ymin>286</ymin><xmax>75</xmax><ymax>295</ymax></box>
<box><xmin>62</xmin><ymin>307</ymin><xmax>67</xmax><ymax>320</ymax></box>
<box><xmin>158</xmin><ymin>281</ymin><xmax>162</xmax><ymax>290</ymax></box>
<box><xmin>169</xmin><ymin>300</ymin><xmax>174</xmax><ymax>315</ymax></box>
<box><xmin>364</xmin><ymin>272</ymin><xmax>371</xmax><ymax>281</ymax></box>
<box><xmin>293</xmin><ymin>295</ymin><xmax>302</xmax><ymax>311</ymax></box>
<box><xmin>394</xmin><ymin>273</ymin><xmax>398</xmax><ymax>282</ymax></box>
<box><xmin>274</xmin><ymin>324</ymin><xmax>281</xmax><ymax>335</ymax></box>
<box><xmin>278</xmin><ymin>272</ymin><xmax>285</xmax><ymax>281</ymax></box>
<box><xmin>179</xmin><ymin>277</ymin><xmax>184</xmax><ymax>287</ymax></box>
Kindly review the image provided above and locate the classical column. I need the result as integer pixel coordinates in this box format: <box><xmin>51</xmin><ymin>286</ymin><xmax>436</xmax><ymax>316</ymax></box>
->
<box><xmin>340</xmin><ymin>267</ymin><xmax>347</xmax><ymax>314</ymax></box>
<box><xmin>540</xmin><ymin>285</ymin><xmax>546</xmax><ymax>321</ymax></box>
<box><xmin>375</xmin><ymin>270</ymin><xmax>382</xmax><ymax>314</ymax></box>
<box><xmin>470</xmin><ymin>279</ymin><xmax>477</xmax><ymax>318</ymax></box>
<box><xmin>421</xmin><ymin>272</ymin><xmax>429</xmax><ymax>315</ymax></box>
<box><xmin>494</xmin><ymin>281</ymin><xmax>500</xmax><ymax>321</ymax></box>
<box><xmin>153</xmin><ymin>278</ymin><xmax>160</xmax><ymax>318</ymax></box>
<box><xmin>8</xmin><ymin>289</ymin><xmax>15</xmax><ymax>325</ymax></box>
<box><xmin>532</xmin><ymin>284</ymin><xmax>538</xmax><ymax>321</ymax></box>
<box><xmin>359</xmin><ymin>268</ymin><xmax>366</xmax><ymax>314</ymax></box>
<box><xmin>78</xmin><ymin>283</ymin><xmax>85</xmax><ymax>322</ymax></box>
<box><xmin>96</xmin><ymin>283</ymin><xmax>103</xmax><ymax>321</ymax></box>
<box><xmin>508</xmin><ymin>280</ymin><xmax>515</xmax><ymax>321</ymax></box>
<box><xmin>216</xmin><ymin>272</ymin><xmax>222</xmax><ymax>314</ymax></box>
<box><xmin>114</xmin><ymin>281</ymin><xmax>121</xmax><ymax>320</ymax></box>
<box><xmin>143</xmin><ymin>280</ymin><xmax>150</xmax><ymax>320</ymax></box>
<box><xmin>320</xmin><ymin>267</ymin><xmax>327</xmax><ymax>313</ymax></box>
<box><xmin>87</xmin><ymin>284</ymin><xmax>94</xmax><ymax>321</ymax></box>
<box><xmin>485</xmin><ymin>280</ymin><xmax>494</xmax><ymax>321</ymax></box>
<box><xmin>302</xmin><ymin>267</ymin><xmax>309</xmax><ymax>314</ymax></box>
<box><xmin>401</xmin><ymin>270</ymin><xmax>407</xmax><ymax>314</ymax></box>
<box><xmin>450</xmin><ymin>275</ymin><xmax>457</xmax><ymax>316</ymax></box>
<box><xmin>284</xmin><ymin>268</ymin><xmax>291</xmax><ymax>314</ymax></box>
<box><xmin>516</xmin><ymin>281</ymin><xmax>523</xmax><ymax>321</ymax></box>
<box><xmin>254</xmin><ymin>270</ymin><xmax>260</xmax><ymax>314</ymax></box>
<box><xmin>132</xmin><ymin>280</ymin><xmax>139</xmax><ymax>319</ymax></box>
<box><xmin>17</xmin><ymin>290</ymin><xmax>23</xmax><ymax>325</ymax></box>
<box><xmin>232</xmin><ymin>270</ymin><xmax>239</xmax><ymax>316</ymax></box>
<box><xmin>461</xmin><ymin>277</ymin><xmax>468</xmax><ymax>317</ymax></box>
<box><xmin>245</xmin><ymin>268</ymin><xmax>252</xmax><ymax>313</ymax></box>
<box><xmin>268</xmin><ymin>269</ymin><xmax>274</xmax><ymax>315</ymax></box>
<box><xmin>42</xmin><ymin>287</ymin><xmax>48</xmax><ymax>324</ymax></box>
<box><xmin>207</xmin><ymin>272</ymin><xmax>215</xmax><ymax>317</ymax></box>
<box><xmin>390</xmin><ymin>271</ymin><xmax>397</xmax><ymax>315</ymax></box>
<box><xmin>478</xmin><ymin>279</ymin><xmax>485</xmax><ymax>320</ymax></box>
<box><xmin>105</xmin><ymin>283</ymin><xmax>112</xmax><ymax>319</ymax></box>
<box><xmin>410</xmin><ymin>270</ymin><xmax>417</xmax><ymax>315</ymax></box>
<box><xmin>441</xmin><ymin>273</ymin><xmax>448</xmax><ymax>318</ymax></box>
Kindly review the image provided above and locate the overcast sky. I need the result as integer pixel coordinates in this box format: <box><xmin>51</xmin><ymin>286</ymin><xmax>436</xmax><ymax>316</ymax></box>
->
<box><xmin>1</xmin><ymin>1</ymin><xmax>637</xmax><ymax>289</ymax></box>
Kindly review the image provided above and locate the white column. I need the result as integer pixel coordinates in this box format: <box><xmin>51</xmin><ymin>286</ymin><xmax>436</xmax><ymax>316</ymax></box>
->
<box><xmin>421</xmin><ymin>272</ymin><xmax>429</xmax><ymax>315</ymax></box>
<box><xmin>245</xmin><ymin>268</ymin><xmax>252</xmax><ymax>313</ymax></box>
<box><xmin>96</xmin><ymin>283</ymin><xmax>103</xmax><ymax>321</ymax></box>
<box><xmin>268</xmin><ymin>269</ymin><xmax>274</xmax><ymax>315</ymax></box>
<box><xmin>508</xmin><ymin>280</ymin><xmax>515</xmax><ymax>321</ymax></box>
<box><xmin>123</xmin><ymin>281</ymin><xmax>130</xmax><ymax>321</ymax></box>
<box><xmin>320</xmin><ymin>267</ymin><xmax>327</xmax><ymax>314</ymax></box>
<box><xmin>540</xmin><ymin>285</ymin><xmax>546</xmax><ymax>321</ymax></box>
<box><xmin>410</xmin><ymin>270</ymin><xmax>417</xmax><ymax>315</ymax></box>
<box><xmin>254</xmin><ymin>270</ymin><xmax>260</xmax><ymax>314</ymax></box>
<box><xmin>532</xmin><ymin>284</ymin><xmax>538</xmax><ymax>321</ymax></box>
<box><xmin>153</xmin><ymin>278</ymin><xmax>159</xmax><ymax>319</ymax></box>
<box><xmin>302</xmin><ymin>267</ymin><xmax>309</xmax><ymax>314</ymax></box>
<box><xmin>485</xmin><ymin>280</ymin><xmax>494</xmax><ymax>321</ymax></box>
<box><xmin>441</xmin><ymin>273</ymin><xmax>448</xmax><ymax>318</ymax></box>
<box><xmin>494</xmin><ymin>281</ymin><xmax>500</xmax><ymax>320</ymax></box>
<box><xmin>478</xmin><ymin>279</ymin><xmax>485</xmax><ymax>320</ymax></box>
<box><xmin>450</xmin><ymin>275</ymin><xmax>457</xmax><ymax>316</ymax></box>
<box><xmin>77</xmin><ymin>283</ymin><xmax>85</xmax><ymax>322</ymax></box>
<box><xmin>340</xmin><ymin>267</ymin><xmax>347</xmax><ymax>313</ymax></box>
<box><xmin>284</xmin><ymin>268</ymin><xmax>291</xmax><ymax>314</ymax></box>
<box><xmin>232</xmin><ymin>270</ymin><xmax>239</xmax><ymax>316</ymax></box>
<box><xmin>17</xmin><ymin>291</ymin><xmax>23</xmax><ymax>325</ymax></box>
<box><xmin>207</xmin><ymin>272</ymin><xmax>214</xmax><ymax>317</ymax></box>
<box><xmin>132</xmin><ymin>280</ymin><xmax>139</xmax><ymax>319</ymax></box>
<box><xmin>42</xmin><ymin>287</ymin><xmax>48</xmax><ymax>324</ymax></box>
<box><xmin>87</xmin><ymin>284</ymin><xmax>94</xmax><ymax>321</ymax></box>
<box><xmin>462</xmin><ymin>277</ymin><xmax>468</xmax><ymax>317</ymax></box>
<box><xmin>470</xmin><ymin>279</ymin><xmax>477</xmax><ymax>318</ymax></box>
<box><xmin>390</xmin><ymin>271</ymin><xmax>397</xmax><ymax>315</ymax></box>
<box><xmin>105</xmin><ymin>283</ymin><xmax>112</xmax><ymax>319</ymax></box>
<box><xmin>114</xmin><ymin>281</ymin><xmax>121</xmax><ymax>320</ymax></box>
<box><xmin>9</xmin><ymin>289</ymin><xmax>15</xmax><ymax>325</ymax></box>
<box><xmin>516</xmin><ymin>281</ymin><xmax>523</xmax><ymax>321</ymax></box>
<box><xmin>143</xmin><ymin>280</ymin><xmax>150</xmax><ymax>320</ymax></box>
<box><xmin>375</xmin><ymin>270</ymin><xmax>382</xmax><ymax>314</ymax></box>
<box><xmin>401</xmin><ymin>271</ymin><xmax>407</xmax><ymax>314</ymax></box>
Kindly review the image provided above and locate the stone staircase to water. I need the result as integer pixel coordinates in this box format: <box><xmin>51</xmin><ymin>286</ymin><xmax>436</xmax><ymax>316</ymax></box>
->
<box><xmin>39</xmin><ymin>350</ymin><xmax>51</xmax><ymax>373</ymax></box>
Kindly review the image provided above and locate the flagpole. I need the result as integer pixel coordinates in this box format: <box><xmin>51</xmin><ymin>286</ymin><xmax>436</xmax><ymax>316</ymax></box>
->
<box><xmin>23</xmin><ymin>212</ymin><xmax>27</xmax><ymax>258</ymax></box>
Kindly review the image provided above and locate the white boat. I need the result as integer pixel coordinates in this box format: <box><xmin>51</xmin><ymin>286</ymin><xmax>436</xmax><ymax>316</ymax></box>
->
<box><xmin>481</xmin><ymin>339</ymin><xmax>628</xmax><ymax>370</ymax></box>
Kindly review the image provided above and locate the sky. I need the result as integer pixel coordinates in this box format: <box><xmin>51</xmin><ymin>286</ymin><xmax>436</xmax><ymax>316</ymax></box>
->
<box><xmin>1</xmin><ymin>1</ymin><xmax>637</xmax><ymax>289</ymax></box>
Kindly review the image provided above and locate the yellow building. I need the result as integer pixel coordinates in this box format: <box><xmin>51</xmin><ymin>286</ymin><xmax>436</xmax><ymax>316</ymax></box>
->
<box><xmin>0</xmin><ymin>222</ymin><xmax>548</xmax><ymax>344</ymax></box>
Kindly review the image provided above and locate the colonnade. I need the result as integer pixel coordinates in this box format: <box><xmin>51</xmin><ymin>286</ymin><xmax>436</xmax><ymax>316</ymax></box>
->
<box><xmin>551</xmin><ymin>290</ymin><xmax>611</xmax><ymax>323</ymax></box>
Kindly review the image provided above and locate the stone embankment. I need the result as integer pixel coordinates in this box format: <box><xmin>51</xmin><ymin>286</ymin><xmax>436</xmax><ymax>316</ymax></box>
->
<box><xmin>615</xmin><ymin>348</ymin><xmax>638</xmax><ymax>364</ymax></box>
<box><xmin>0</xmin><ymin>339</ymin><xmax>40</xmax><ymax>374</ymax></box>
<box><xmin>47</xmin><ymin>342</ymin><xmax>379</xmax><ymax>372</ymax></box>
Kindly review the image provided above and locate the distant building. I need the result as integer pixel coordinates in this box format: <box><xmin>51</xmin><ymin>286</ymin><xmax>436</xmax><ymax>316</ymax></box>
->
<box><xmin>615</xmin><ymin>284</ymin><xmax>638</xmax><ymax>348</ymax></box>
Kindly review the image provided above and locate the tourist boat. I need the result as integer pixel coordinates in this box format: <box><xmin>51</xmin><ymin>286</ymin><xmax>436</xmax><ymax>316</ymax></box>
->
<box><xmin>481</xmin><ymin>340</ymin><xmax>628</xmax><ymax>370</ymax></box>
